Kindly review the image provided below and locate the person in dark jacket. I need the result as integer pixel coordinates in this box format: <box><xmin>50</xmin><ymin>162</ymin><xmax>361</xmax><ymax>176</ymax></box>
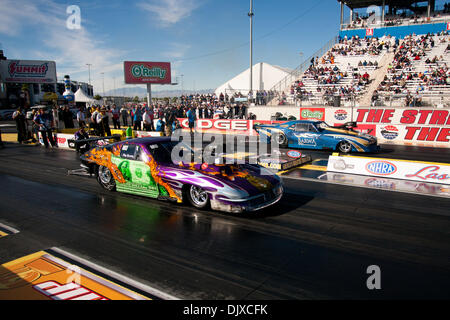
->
<box><xmin>62</xmin><ymin>106</ymin><xmax>74</xmax><ymax>128</ymax></box>
<box><xmin>12</xmin><ymin>107</ymin><xmax>28</xmax><ymax>143</ymax></box>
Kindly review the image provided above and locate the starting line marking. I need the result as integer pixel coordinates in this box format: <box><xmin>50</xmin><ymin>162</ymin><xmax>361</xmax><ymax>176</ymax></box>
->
<box><xmin>299</xmin><ymin>164</ymin><xmax>327</xmax><ymax>171</ymax></box>
<box><xmin>0</xmin><ymin>248</ymin><xmax>179</xmax><ymax>300</ymax></box>
<box><xmin>0</xmin><ymin>223</ymin><xmax>19</xmax><ymax>238</ymax></box>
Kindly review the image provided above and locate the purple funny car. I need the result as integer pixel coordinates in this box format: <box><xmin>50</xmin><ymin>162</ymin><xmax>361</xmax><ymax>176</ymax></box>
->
<box><xmin>80</xmin><ymin>137</ymin><xmax>283</xmax><ymax>213</ymax></box>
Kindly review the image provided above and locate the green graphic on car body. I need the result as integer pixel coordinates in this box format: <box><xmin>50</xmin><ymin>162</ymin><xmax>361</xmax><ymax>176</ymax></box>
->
<box><xmin>111</xmin><ymin>155</ymin><xmax>163</xmax><ymax>198</ymax></box>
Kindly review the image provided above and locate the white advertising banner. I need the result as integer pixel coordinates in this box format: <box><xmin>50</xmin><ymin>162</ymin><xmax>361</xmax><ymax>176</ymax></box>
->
<box><xmin>327</xmin><ymin>155</ymin><xmax>450</xmax><ymax>185</ymax></box>
<box><xmin>38</xmin><ymin>132</ymin><xmax>73</xmax><ymax>149</ymax></box>
<box><xmin>135</xmin><ymin>131</ymin><xmax>163</xmax><ymax>138</ymax></box>
<box><xmin>0</xmin><ymin>60</ymin><xmax>57</xmax><ymax>83</ymax></box>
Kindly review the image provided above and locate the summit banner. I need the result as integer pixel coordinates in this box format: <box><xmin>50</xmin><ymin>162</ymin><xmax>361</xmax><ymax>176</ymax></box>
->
<box><xmin>124</xmin><ymin>61</ymin><xmax>171</xmax><ymax>84</ymax></box>
<box><xmin>0</xmin><ymin>60</ymin><xmax>57</xmax><ymax>83</ymax></box>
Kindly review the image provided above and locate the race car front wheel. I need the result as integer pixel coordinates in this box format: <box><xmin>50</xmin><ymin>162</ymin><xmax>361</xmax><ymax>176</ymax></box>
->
<box><xmin>337</xmin><ymin>141</ymin><xmax>352</xmax><ymax>154</ymax></box>
<box><xmin>272</xmin><ymin>133</ymin><xmax>287</xmax><ymax>147</ymax></box>
<box><xmin>97</xmin><ymin>165</ymin><xmax>116</xmax><ymax>191</ymax></box>
<box><xmin>187</xmin><ymin>185</ymin><xmax>209</xmax><ymax>209</ymax></box>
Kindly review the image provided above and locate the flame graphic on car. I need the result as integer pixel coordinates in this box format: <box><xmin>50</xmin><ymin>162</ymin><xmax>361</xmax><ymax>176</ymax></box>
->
<box><xmin>86</xmin><ymin>147</ymin><xmax>126</xmax><ymax>184</ymax></box>
<box><xmin>145</xmin><ymin>156</ymin><xmax>182</xmax><ymax>203</ymax></box>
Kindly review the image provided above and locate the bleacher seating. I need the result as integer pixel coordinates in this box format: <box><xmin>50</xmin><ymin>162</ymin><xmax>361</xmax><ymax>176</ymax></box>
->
<box><xmin>275</xmin><ymin>32</ymin><xmax>450</xmax><ymax>107</ymax></box>
<box><xmin>282</xmin><ymin>35</ymin><xmax>392</xmax><ymax>106</ymax></box>
<box><xmin>376</xmin><ymin>33</ymin><xmax>450</xmax><ymax>107</ymax></box>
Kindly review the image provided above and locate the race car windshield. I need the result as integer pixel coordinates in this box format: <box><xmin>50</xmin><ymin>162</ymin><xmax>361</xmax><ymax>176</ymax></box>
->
<box><xmin>149</xmin><ymin>141</ymin><xmax>197</xmax><ymax>164</ymax></box>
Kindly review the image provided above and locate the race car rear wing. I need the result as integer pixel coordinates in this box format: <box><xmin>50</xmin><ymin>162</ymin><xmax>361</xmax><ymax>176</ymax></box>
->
<box><xmin>67</xmin><ymin>134</ymin><xmax>122</xmax><ymax>150</ymax></box>
<box><xmin>332</xmin><ymin>122</ymin><xmax>358</xmax><ymax>130</ymax></box>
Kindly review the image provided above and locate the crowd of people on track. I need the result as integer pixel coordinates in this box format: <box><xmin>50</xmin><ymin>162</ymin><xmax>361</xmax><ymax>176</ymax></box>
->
<box><xmin>10</xmin><ymin>96</ymin><xmax>257</xmax><ymax>148</ymax></box>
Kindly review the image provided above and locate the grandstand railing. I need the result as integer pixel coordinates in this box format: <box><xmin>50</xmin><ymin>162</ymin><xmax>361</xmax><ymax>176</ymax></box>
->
<box><xmin>267</xmin><ymin>36</ymin><xmax>339</xmax><ymax>104</ymax></box>
<box><xmin>276</xmin><ymin>91</ymin><xmax>450</xmax><ymax>108</ymax></box>
<box><xmin>341</xmin><ymin>11</ymin><xmax>450</xmax><ymax>31</ymax></box>
<box><xmin>378</xmin><ymin>92</ymin><xmax>450</xmax><ymax>107</ymax></box>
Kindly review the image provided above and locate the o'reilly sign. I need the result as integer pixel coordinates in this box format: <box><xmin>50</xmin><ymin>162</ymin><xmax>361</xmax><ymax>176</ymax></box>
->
<box><xmin>124</xmin><ymin>61</ymin><xmax>171</xmax><ymax>84</ymax></box>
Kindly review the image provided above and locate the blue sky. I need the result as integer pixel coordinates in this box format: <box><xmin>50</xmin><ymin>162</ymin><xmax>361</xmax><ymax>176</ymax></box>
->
<box><xmin>0</xmin><ymin>0</ymin><xmax>445</xmax><ymax>94</ymax></box>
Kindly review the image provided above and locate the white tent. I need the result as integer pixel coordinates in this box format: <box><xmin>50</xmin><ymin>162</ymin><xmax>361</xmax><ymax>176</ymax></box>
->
<box><xmin>215</xmin><ymin>62</ymin><xmax>292</xmax><ymax>96</ymax></box>
<box><xmin>74</xmin><ymin>88</ymin><xmax>95</xmax><ymax>104</ymax></box>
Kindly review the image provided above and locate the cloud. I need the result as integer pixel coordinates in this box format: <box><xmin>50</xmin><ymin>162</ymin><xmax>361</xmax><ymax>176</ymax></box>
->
<box><xmin>0</xmin><ymin>0</ymin><xmax>126</xmax><ymax>93</ymax></box>
<box><xmin>161</xmin><ymin>43</ymin><xmax>191</xmax><ymax>79</ymax></box>
<box><xmin>137</xmin><ymin>0</ymin><xmax>201</xmax><ymax>26</ymax></box>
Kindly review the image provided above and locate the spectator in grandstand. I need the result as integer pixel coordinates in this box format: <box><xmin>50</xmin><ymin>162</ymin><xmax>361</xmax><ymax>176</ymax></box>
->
<box><xmin>371</xmin><ymin>90</ymin><xmax>379</xmax><ymax>106</ymax></box>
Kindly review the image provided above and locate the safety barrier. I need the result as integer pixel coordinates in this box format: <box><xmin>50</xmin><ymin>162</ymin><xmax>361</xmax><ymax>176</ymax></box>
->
<box><xmin>327</xmin><ymin>154</ymin><xmax>450</xmax><ymax>185</ymax></box>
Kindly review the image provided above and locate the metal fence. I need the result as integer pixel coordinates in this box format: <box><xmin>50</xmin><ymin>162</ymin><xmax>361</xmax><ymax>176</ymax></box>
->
<box><xmin>277</xmin><ymin>91</ymin><xmax>450</xmax><ymax>108</ymax></box>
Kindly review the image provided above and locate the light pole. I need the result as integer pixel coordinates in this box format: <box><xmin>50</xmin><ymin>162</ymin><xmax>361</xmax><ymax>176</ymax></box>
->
<box><xmin>113</xmin><ymin>76</ymin><xmax>116</xmax><ymax>95</ymax></box>
<box><xmin>180</xmin><ymin>74</ymin><xmax>184</xmax><ymax>96</ymax></box>
<box><xmin>86</xmin><ymin>63</ymin><xmax>92</xmax><ymax>85</ymax></box>
<box><xmin>298</xmin><ymin>52</ymin><xmax>303</xmax><ymax>76</ymax></box>
<box><xmin>101</xmin><ymin>72</ymin><xmax>105</xmax><ymax>103</ymax></box>
<box><xmin>248</xmin><ymin>0</ymin><xmax>254</xmax><ymax>102</ymax></box>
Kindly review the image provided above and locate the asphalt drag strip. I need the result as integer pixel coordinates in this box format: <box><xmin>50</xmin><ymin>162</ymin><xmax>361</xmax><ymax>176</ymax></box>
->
<box><xmin>1</xmin><ymin>141</ymin><xmax>450</xmax><ymax>299</ymax></box>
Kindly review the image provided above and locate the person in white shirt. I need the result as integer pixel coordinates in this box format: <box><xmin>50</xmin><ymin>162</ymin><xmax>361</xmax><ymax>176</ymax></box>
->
<box><xmin>90</xmin><ymin>107</ymin><xmax>100</xmax><ymax>135</ymax></box>
<box><xmin>96</xmin><ymin>107</ymin><xmax>111</xmax><ymax>136</ymax></box>
<box><xmin>52</xmin><ymin>106</ymin><xmax>61</xmax><ymax>130</ymax></box>
<box><xmin>77</xmin><ymin>107</ymin><xmax>86</xmax><ymax>128</ymax></box>
<box><xmin>143</xmin><ymin>108</ymin><xmax>155</xmax><ymax>131</ymax></box>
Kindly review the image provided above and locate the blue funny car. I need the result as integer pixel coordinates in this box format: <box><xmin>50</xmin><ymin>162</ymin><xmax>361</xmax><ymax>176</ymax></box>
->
<box><xmin>254</xmin><ymin>120</ymin><xmax>379</xmax><ymax>153</ymax></box>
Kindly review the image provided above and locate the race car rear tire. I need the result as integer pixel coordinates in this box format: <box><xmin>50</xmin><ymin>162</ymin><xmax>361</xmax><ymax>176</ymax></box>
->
<box><xmin>272</xmin><ymin>133</ymin><xmax>287</xmax><ymax>147</ymax></box>
<box><xmin>187</xmin><ymin>185</ymin><xmax>210</xmax><ymax>209</ymax></box>
<box><xmin>97</xmin><ymin>165</ymin><xmax>116</xmax><ymax>191</ymax></box>
<box><xmin>337</xmin><ymin>141</ymin><xmax>352</xmax><ymax>154</ymax></box>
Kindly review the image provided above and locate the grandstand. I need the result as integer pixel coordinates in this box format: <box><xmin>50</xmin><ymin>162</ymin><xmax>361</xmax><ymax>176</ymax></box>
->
<box><xmin>267</xmin><ymin>0</ymin><xmax>450</xmax><ymax>108</ymax></box>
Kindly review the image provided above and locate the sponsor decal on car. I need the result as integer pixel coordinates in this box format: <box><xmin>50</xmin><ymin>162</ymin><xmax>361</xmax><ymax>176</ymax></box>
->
<box><xmin>286</xmin><ymin>150</ymin><xmax>302</xmax><ymax>159</ymax></box>
<box><xmin>365</xmin><ymin>160</ymin><xmax>397</xmax><ymax>176</ymax></box>
<box><xmin>380</xmin><ymin>125</ymin><xmax>399</xmax><ymax>140</ymax></box>
<box><xmin>334</xmin><ymin>109</ymin><xmax>348</xmax><ymax>121</ymax></box>
<box><xmin>294</xmin><ymin>133</ymin><xmax>318</xmax><ymax>146</ymax></box>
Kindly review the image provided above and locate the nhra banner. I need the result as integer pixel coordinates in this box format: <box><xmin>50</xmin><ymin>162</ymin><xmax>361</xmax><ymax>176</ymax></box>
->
<box><xmin>299</xmin><ymin>107</ymin><xmax>450</xmax><ymax>148</ymax></box>
<box><xmin>327</xmin><ymin>155</ymin><xmax>450</xmax><ymax>185</ymax></box>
